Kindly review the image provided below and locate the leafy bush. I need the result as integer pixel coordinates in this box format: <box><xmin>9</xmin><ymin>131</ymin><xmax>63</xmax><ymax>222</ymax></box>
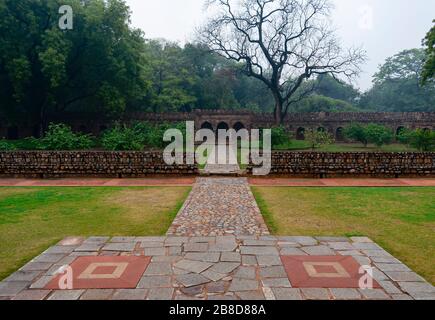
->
<box><xmin>0</xmin><ymin>139</ymin><xmax>17</xmax><ymax>151</ymax></box>
<box><xmin>305</xmin><ymin>129</ymin><xmax>335</xmax><ymax>150</ymax></box>
<box><xmin>344</xmin><ymin>123</ymin><xmax>369</xmax><ymax>147</ymax></box>
<box><xmin>344</xmin><ymin>123</ymin><xmax>393</xmax><ymax>147</ymax></box>
<box><xmin>101</xmin><ymin>124</ymin><xmax>145</xmax><ymax>151</ymax></box>
<box><xmin>399</xmin><ymin>129</ymin><xmax>435</xmax><ymax>151</ymax></box>
<box><xmin>36</xmin><ymin>123</ymin><xmax>94</xmax><ymax>150</ymax></box>
<box><xmin>365</xmin><ymin>124</ymin><xmax>394</xmax><ymax>147</ymax></box>
<box><xmin>271</xmin><ymin>126</ymin><xmax>291</xmax><ymax>148</ymax></box>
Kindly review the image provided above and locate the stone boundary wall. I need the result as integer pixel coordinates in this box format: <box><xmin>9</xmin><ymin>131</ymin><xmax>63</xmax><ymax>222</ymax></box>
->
<box><xmin>0</xmin><ymin>151</ymin><xmax>198</xmax><ymax>178</ymax></box>
<box><xmin>248</xmin><ymin>152</ymin><xmax>435</xmax><ymax>178</ymax></box>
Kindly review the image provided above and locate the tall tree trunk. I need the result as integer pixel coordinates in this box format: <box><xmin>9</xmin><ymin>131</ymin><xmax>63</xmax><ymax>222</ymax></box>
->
<box><xmin>273</xmin><ymin>92</ymin><xmax>283</xmax><ymax>126</ymax></box>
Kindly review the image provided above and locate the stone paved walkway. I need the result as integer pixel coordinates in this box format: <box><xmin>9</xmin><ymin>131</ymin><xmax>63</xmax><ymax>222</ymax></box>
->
<box><xmin>249</xmin><ymin>178</ymin><xmax>435</xmax><ymax>187</ymax></box>
<box><xmin>167</xmin><ymin>178</ymin><xmax>270</xmax><ymax>237</ymax></box>
<box><xmin>1</xmin><ymin>235</ymin><xmax>433</xmax><ymax>300</ymax></box>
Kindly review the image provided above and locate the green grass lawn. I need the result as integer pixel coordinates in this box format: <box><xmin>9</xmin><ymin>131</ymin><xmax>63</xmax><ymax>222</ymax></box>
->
<box><xmin>252</xmin><ymin>187</ymin><xmax>435</xmax><ymax>284</ymax></box>
<box><xmin>0</xmin><ymin>186</ymin><xmax>191</xmax><ymax>281</ymax></box>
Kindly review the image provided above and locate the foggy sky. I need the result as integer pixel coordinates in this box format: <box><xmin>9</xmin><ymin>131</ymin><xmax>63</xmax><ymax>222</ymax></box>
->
<box><xmin>125</xmin><ymin>0</ymin><xmax>435</xmax><ymax>91</ymax></box>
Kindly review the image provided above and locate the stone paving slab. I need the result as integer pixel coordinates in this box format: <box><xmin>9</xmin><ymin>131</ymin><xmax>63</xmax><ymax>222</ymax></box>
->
<box><xmin>1</xmin><ymin>236</ymin><xmax>433</xmax><ymax>300</ymax></box>
<box><xmin>167</xmin><ymin>178</ymin><xmax>270</xmax><ymax>236</ymax></box>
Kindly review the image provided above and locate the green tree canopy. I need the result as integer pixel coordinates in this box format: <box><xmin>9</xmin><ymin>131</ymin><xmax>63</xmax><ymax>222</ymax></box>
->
<box><xmin>422</xmin><ymin>20</ymin><xmax>435</xmax><ymax>83</ymax></box>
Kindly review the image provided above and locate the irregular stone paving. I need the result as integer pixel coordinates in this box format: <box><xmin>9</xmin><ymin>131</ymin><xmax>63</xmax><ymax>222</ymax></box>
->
<box><xmin>1</xmin><ymin>236</ymin><xmax>433</xmax><ymax>300</ymax></box>
<box><xmin>167</xmin><ymin>178</ymin><xmax>270</xmax><ymax>236</ymax></box>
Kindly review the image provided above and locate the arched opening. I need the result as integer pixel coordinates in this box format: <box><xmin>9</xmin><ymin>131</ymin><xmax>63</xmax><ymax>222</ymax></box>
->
<box><xmin>233</xmin><ymin>122</ymin><xmax>245</xmax><ymax>132</ymax></box>
<box><xmin>336</xmin><ymin>127</ymin><xmax>344</xmax><ymax>142</ymax></box>
<box><xmin>32</xmin><ymin>125</ymin><xmax>41</xmax><ymax>138</ymax></box>
<box><xmin>7</xmin><ymin>126</ymin><xmax>19</xmax><ymax>140</ymax></box>
<box><xmin>296</xmin><ymin>127</ymin><xmax>305</xmax><ymax>140</ymax></box>
<box><xmin>396</xmin><ymin>126</ymin><xmax>405</xmax><ymax>137</ymax></box>
<box><xmin>318</xmin><ymin>127</ymin><xmax>326</xmax><ymax>133</ymax></box>
<box><xmin>200</xmin><ymin>122</ymin><xmax>213</xmax><ymax>131</ymax></box>
<box><xmin>217</xmin><ymin>122</ymin><xmax>230</xmax><ymax>131</ymax></box>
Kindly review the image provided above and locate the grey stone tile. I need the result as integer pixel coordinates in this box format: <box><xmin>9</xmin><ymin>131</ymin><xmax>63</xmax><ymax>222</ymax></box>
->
<box><xmin>32</xmin><ymin>254</ymin><xmax>65</xmax><ymax>264</ymax></box>
<box><xmin>280</xmin><ymin>248</ymin><xmax>307</xmax><ymax>256</ymax></box>
<box><xmin>144</xmin><ymin>248</ymin><xmax>166</xmax><ymax>256</ymax></box>
<box><xmin>228</xmin><ymin>279</ymin><xmax>259</xmax><ymax>292</ymax></box>
<box><xmin>359</xmin><ymin>289</ymin><xmax>390</xmax><ymax>300</ymax></box>
<box><xmin>137</xmin><ymin>276</ymin><xmax>171</xmax><ymax>289</ymax></box>
<box><xmin>210</xmin><ymin>262</ymin><xmax>240</xmax><ymax>274</ymax></box>
<box><xmin>272</xmin><ymin>288</ymin><xmax>302</xmax><ymax>300</ymax></box>
<box><xmin>174</xmin><ymin>260</ymin><xmax>213</xmax><ymax>274</ymax></box>
<box><xmin>221</xmin><ymin>252</ymin><xmax>241</xmax><ymax>263</ymax></box>
<box><xmin>409</xmin><ymin>292</ymin><xmax>435</xmax><ymax>300</ymax></box>
<box><xmin>350</xmin><ymin>237</ymin><xmax>373</xmax><ymax>243</ymax></box>
<box><xmin>20</xmin><ymin>262</ymin><xmax>53</xmax><ymax>272</ymax></box>
<box><xmin>110</xmin><ymin>237</ymin><xmax>136</xmax><ymax>243</ymax></box>
<box><xmin>391</xmin><ymin>294</ymin><xmax>413</xmax><ymax>300</ymax></box>
<box><xmin>176</xmin><ymin>274</ymin><xmax>211</xmax><ymax>288</ymax></box>
<box><xmin>352</xmin><ymin>242</ymin><xmax>382</xmax><ymax>250</ymax></box>
<box><xmin>316</xmin><ymin>237</ymin><xmax>349</xmax><ymax>242</ymax></box>
<box><xmin>398</xmin><ymin>282</ymin><xmax>435</xmax><ymax>293</ymax></box>
<box><xmin>241</xmin><ymin>255</ymin><xmax>257</xmax><ymax>266</ymax></box>
<box><xmin>208</xmin><ymin>242</ymin><xmax>238</xmax><ymax>252</ymax></box>
<box><xmin>48</xmin><ymin>290</ymin><xmax>84</xmax><ymax>300</ymax></box>
<box><xmin>102</xmin><ymin>243</ymin><xmax>136</xmax><ymax>252</ymax></box>
<box><xmin>140</xmin><ymin>242</ymin><xmax>164</xmax><ymax>248</ymax></box>
<box><xmin>302</xmin><ymin>245</ymin><xmax>335</xmax><ymax>256</ymax></box>
<box><xmin>201</xmin><ymin>270</ymin><xmax>226</xmax><ymax>282</ymax></box>
<box><xmin>259</xmin><ymin>266</ymin><xmax>287</xmax><ymax>278</ymax></box>
<box><xmin>0</xmin><ymin>281</ymin><xmax>28</xmax><ymax>297</ymax></box>
<box><xmin>301</xmin><ymin>288</ymin><xmax>330</xmax><ymax>300</ymax></box>
<box><xmin>374</xmin><ymin>263</ymin><xmax>411</xmax><ymax>272</ymax></box>
<box><xmin>4</xmin><ymin>271</ymin><xmax>41</xmax><ymax>283</ymax></box>
<box><xmin>184</xmin><ymin>252</ymin><xmax>220</xmax><ymax>263</ymax></box>
<box><xmin>261</xmin><ymin>278</ymin><xmax>291</xmax><ymax>288</ymax></box>
<box><xmin>327</xmin><ymin>242</ymin><xmax>354</xmax><ymax>250</ymax></box>
<box><xmin>330</xmin><ymin>288</ymin><xmax>362</xmax><ymax>300</ymax></box>
<box><xmin>370</xmin><ymin>256</ymin><xmax>401</xmax><ymax>264</ymax></box>
<box><xmin>13</xmin><ymin>290</ymin><xmax>51</xmax><ymax>300</ymax></box>
<box><xmin>147</xmin><ymin>288</ymin><xmax>174</xmax><ymax>300</ymax></box>
<box><xmin>207</xmin><ymin>281</ymin><xmax>227</xmax><ymax>293</ymax></box>
<box><xmin>75</xmin><ymin>243</ymin><xmax>103</xmax><ymax>252</ymax></box>
<box><xmin>285</xmin><ymin>237</ymin><xmax>318</xmax><ymax>246</ymax></box>
<box><xmin>362</xmin><ymin>250</ymin><xmax>393</xmax><ymax>258</ymax></box>
<box><xmin>379</xmin><ymin>281</ymin><xmax>402</xmax><ymax>294</ymax></box>
<box><xmin>143</xmin><ymin>262</ymin><xmax>173</xmax><ymax>276</ymax></box>
<box><xmin>80</xmin><ymin>289</ymin><xmax>114</xmax><ymax>300</ymax></box>
<box><xmin>112</xmin><ymin>289</ymin><xmax>148</xmax><ymax>300</ymax></box>
<box><xmin>243</xmin><ymin>240</ymin><xmax>276</xmax><ymax>246</ymax></box>
<box><xmin>44</xmin><ymin>246</ymin><xmax>76</xmax><ymax>255</ymax></box>
<box><xmin>30</xmin><ymin>276</ymin><xmax>54</xmax><ymax>289</ymax></box>
<box><xmin>384</xmin><ymin>271</ymin><xmax>425</xmax><ymax>282</ymax></box>
<box><xmin>240</xmin><ymin>246</ymin><xmax>279</xmax><ymax>256</ymax></box>
<box><xmin>236</xmin><ymin>291</ymin><xmax>265</xmax><ymax>300</ymax></box>
<box><xmin>234</xmin><ymin>267</ymin><xmax>256</xmax><ymax>279</ymax></box>
<box><xmin>184</xmin><ymin>243</ymin><xmax>209</xmax><ymax>252</ymax></box>
<box><xmin>256</xmin><ymin>255</ymin><xmax>282</xmax><ymax>266</ymax></box>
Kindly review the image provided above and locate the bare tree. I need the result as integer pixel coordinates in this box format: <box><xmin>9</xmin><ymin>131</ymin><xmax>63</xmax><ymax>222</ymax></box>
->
<box><xmin>199</xmin><ymin>0</ymin><xmax>366</xmax><ymax>124</ymax></box>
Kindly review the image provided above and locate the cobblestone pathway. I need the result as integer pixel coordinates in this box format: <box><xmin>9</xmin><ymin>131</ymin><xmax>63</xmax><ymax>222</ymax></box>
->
<box><xmin>1</xmin><ymin>235</ymin><xmax>433</xmax><ymax>300</ymax></box>
<box><xmin>167</xmin><ymin>178</ymin><xmax>270</xmax><ymax>236</ymax></box>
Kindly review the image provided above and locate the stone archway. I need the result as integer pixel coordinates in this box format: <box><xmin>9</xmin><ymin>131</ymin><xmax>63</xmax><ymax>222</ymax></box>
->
<box><xmin>217</xmin><ymin>122</ymin><xmax>230</xmax><ymax>131</ymax></box>
<box><xmin>233</xmin><ymin>122</ymin><xmax>245</xmax><ymax>132</ymax></box>
<box><xmin>296</xmin><ymin>127</ymin><xmax>305</xmax><ymax>140</ymax></box>
<box><xmin>336</xmin><ymin>127</ymin><xmax>345</xmax><ymax>142</ymax></box>
<box><xmin>200</xmin><ymin>122</ymin><xmax>214</xmax><ymax>131</ymax></box>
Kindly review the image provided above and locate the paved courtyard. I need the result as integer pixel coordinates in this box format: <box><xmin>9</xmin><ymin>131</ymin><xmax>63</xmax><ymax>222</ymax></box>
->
<box><xmin>1</xmin><ymin>235</ymin><xmax>434</xmax><ymax>300</ymax></box>
<box><xmin>0</xmin><ymin>176</ymin><xmax>434</xmax><ymax>300</ymax></box>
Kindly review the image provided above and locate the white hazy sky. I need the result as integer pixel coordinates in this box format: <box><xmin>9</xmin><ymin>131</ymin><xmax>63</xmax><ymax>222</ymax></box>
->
<box><xmin>125</xmin><ymin>0</ymin><xmax>435</xmax><ymax>91</ymax></box>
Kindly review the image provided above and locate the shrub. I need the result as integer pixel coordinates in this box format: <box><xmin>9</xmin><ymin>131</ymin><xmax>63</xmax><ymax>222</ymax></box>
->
<box><xmin>101</xmin><ymin>124</ymin><xmax>145</xmax><ymax>151</ymax></box>
<box><xmin>344</xmin><ymin>123</ymin><xmax>369</xmax><ymax>147</ymax></box>
<box><xmin>305</xmin><ymin>129</ymin><xmax>335</xmax><ymax>151</ymax></box>
<box><xmin>37</xmin><ymin>123</ymin><xmax>94</xmax><ymax>150</ymax></box>
<box><xmin>271</xmin><ymin>126</ymin><xmax>291</xmax><ymax>148</ymax></box>
<box><xmin>0</xmin><ymin>139</ymin><xmax>17</xmax><ymax>151</ymax></box>
<box><xmin>399</xmin><ymin>129</ymin><xmax>435</xmax><ymax>151</ymax></box>
<box><xmin>365</xmin><ymin>124</ymin><xmax>394</xmax><ymax>147</ymax></box>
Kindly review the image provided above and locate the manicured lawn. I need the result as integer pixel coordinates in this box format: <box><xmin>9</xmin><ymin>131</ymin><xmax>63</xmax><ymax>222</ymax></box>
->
<box><xmin>252</xmin><ymin>187</ymin><xmax>435</xmax><ymax>284</ymax></box>
<box><xmin>0</xmin><ymin>186</ymin><xmax>191</xmax><ymax>280</ymax></box>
